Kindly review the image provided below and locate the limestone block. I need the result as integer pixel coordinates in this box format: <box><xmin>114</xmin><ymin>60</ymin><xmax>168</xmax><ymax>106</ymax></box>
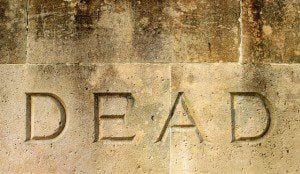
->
<box><xmin>170</xmin><ymin>64</ymin><xmax>300</xmax><ymax>173</ymax></box>
<box><xmin>0</xmin><ymin>64</ymin><xmax>171</xmax><ymax>173</ymax></box>
<box><xmin>0</xmin><ymin>64</ymin><xmax>299</xmax><ymax>173</ymax></box>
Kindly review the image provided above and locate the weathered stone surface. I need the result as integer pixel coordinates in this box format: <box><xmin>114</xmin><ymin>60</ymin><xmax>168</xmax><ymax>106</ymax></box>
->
<box><xmin>0</xmin><ymin>64</ymin><xmax>299</xmax><ymax>173</ymax></box>
<box><xmin>164</xmin><ymin>0</ymin><xmax>240</xmax><ymax>62</ymax></box>
<box><xmin>262</xmin><ymin>0</ymin><xmax>300</xmax><ymax>63</ymax></box>
<box><xmin>241</xmin><ymin>0</ymin><xmax>300</xmax><ymax>63</ymax></box>
<box><xmin>2</xmin><ymin>0</ymin><xmax>299</xmax><ymax>64</ymax></box>
<box><xmin>0</xmin><ymin>0</ymin><xmax>299</xmax><ymax>173</ymax></box>
<box><xmin>0</xmin><ymin>0</ymin><xmax>27</xmax><ymax>63</ymax></box>
<box><xmin>27</xmin><ymin>0</ymin><xmax>137</xmax><ymax>63</ymax></box>
<box><xmin>170</xmin><ymin>64</ymin><xmax>300</xmax><ymax>173</ymax></box>
<box><xmin>0</xmin><ymin>64</ymin><xmax>171</xmax><ymax>173</ymax></box>
<box><xmin>26</xmin><ymin>0</ymin><xmax>240</xmax><ymax>63</ymax></box>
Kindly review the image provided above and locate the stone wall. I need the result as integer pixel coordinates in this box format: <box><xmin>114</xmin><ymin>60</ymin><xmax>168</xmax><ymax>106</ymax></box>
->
<box><xmin>0</xmin><ymin>0</ymin><xmax>299</xmax><ymax>173</ymax></box>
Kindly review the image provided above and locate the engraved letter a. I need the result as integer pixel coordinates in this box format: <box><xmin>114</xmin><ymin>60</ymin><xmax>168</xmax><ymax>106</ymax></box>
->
<box><xmin>26</xmin><ymin>93</ymin><xmax>66</xmax><ymax>141</ymax></box>
<box><xmin>156</xmin><ymin>92</ymin><xmax>202</xmax><ymax>143</ymax></box>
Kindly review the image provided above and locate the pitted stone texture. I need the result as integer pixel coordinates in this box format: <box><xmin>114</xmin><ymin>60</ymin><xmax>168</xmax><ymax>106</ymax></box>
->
<box><xmin>169</xmin><ymin>64</ymin><xmax>299</xmax><ymax>173</ymax></box>
<box><xmin>0</xmin><ymin>64</ymin><xmax>171</xmax><ymax>173</ymax></box>
<box><xmin>0</xmin><ymin>0</ymin><xmax>27</xmax><ymax>64</ymax></box>
<box><xmin>0</xmin><ymin>64</ymin><xmax>299</xmax><ymax>173</ymax></box>
<box><xmin>26</xmin><ymin>0</ymin><xmax>240</xmax><ymax>63</ymax></box>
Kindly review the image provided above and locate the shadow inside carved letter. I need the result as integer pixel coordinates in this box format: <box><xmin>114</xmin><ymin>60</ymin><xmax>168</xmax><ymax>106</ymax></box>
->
<box><xmin>94</xmin><ymin>93</ymin><xmax>136</xmax><ymax>143</ymax></box>
<box><xmin>26</xmin><ymin>93</ymin><xmax>66</xmax><ymax>141</ymax></box>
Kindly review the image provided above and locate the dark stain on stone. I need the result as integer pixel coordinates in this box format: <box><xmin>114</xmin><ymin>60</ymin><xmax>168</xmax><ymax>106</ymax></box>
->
<box><xmin>250</xmin><ymin>0</ymin><xmax>264</xmax><ymax>44</ymax></box>
<box><xmin>251</xmin><ymin>0</ymin><xmax>263</xmax><ymax>22</ymax></box>
<box><xmin>0</xmin><ymin>1</ymin><xmax>11</xmax><ymax>61</ymax></box>
<box><xmin>208</xmin><ymin>42</ymin><xmax>212</xmax><ymax>54</ymax></box>
<box><xmin>75</xmin><ymin>0</ymin><xmax>94</xmax><ymax>34</ymax></box>
<box><xmin>131</xmin><ymin>0</ymin><xmax>165</xmax><ymax>62</ymax></box>
<box><xmin>73</xmin><ymin>0</ymin><xmax>109</xmax><ymax>38</ymax></box>
<box><xmin>0</xmin><ymin>0</ymin><xmax>26</xmax><ymax>63</ymax></box>
<box><xmin>0</xmin><ymin>1</ymin><xmax>9</xmax><ymax>22</ymax></box>
<box><xmin>261</xmin><ymin>0</ymin><xmax>300</xmax><ymax>63</ymax></box>
<box><xmin>30</xmin><ymin>0</ymin><xmax>74</xmax><ymax>40</ymax></box>
<box><xmin>262</xmin><ymin>0</ymin><xmax>285</xmax><ymax>26</ymax></box>
<box><xmin>243</xmin><ymin>0</ymin><xmax>298</xmax><ymax>63</ymax></box>
<box><xmin>35</xmin><ymin>4</ymin><xmax>45</xmax><ymax>38</ymax></box>
<box><xmin>243</xmin><ymin>0</ymin><xmax>265</xmax><ymax>63</ymax></box>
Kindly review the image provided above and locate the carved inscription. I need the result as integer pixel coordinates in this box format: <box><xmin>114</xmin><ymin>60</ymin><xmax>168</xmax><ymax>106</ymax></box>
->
<box><xmin>26</xmin><ymin>93</ymin><xmax>66</xmax><ymax>141</ymax></box>
<box><xmin>156</xmin><ymin>92</ymin><xmax>202</xmax><ymax>143</ymax></box>
<box><xmin>230</xmin><ymin>92</ymin><xmax>271</xmax><ymax>142</ymax></box>
<box><xmin>23</xmin><ymin>91</ymin><xmax>273</xmax><ymax>144</ymax></box>
<box><xmin>94</xmin><ymin>93</ymin><xmax>136</xmax><ymax>143</ymax></box>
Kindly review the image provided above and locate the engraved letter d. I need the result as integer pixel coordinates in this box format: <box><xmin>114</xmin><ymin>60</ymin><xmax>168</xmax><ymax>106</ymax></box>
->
<box><xmin>26</xmin><ymin>93</ymin><xmax>66</xmax><ymax>141</ymax></box>
<box><xmin>230</xmin><ymin>92</ymin><xmax>271</xmax><ymax>142</ymax></box>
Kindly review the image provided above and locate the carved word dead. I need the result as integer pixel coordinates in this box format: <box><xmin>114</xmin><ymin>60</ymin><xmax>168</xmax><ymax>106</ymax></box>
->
<box><xmin>25</xmin><ymin>92</ymin><xmax>271</xmax><ymax>143</ymax></box>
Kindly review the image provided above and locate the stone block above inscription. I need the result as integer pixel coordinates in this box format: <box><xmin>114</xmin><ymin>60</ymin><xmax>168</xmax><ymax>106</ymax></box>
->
<box><xmin>25</xmin><ymin>0</ymin><xmax>240</xmax><ymax>63</ymax></box>
<box><xmin>1</xmin><ymin>0</ymin><xmax>300</xmax><ymax>64</ymax></box>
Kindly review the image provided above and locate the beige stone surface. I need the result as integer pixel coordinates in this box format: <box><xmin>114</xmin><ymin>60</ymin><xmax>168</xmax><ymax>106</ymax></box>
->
<box><xmin>0</xmin><ymin>64</ymin><xmax>299</xmax><ymax>173</ymax></box>
<box><xmin>0</xmin><ymin>0</ymin><xmax>300</xmax><ymax>173</ymax></box>
<box><xmin>0</xmin><ymin>64</ymin><xmax>171</xmax><ymax>173</ymax></box>
<box><xmin>171</xmin><ymin>64</ymin><xmax>300</xmax><ymax>173</ymax></box>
